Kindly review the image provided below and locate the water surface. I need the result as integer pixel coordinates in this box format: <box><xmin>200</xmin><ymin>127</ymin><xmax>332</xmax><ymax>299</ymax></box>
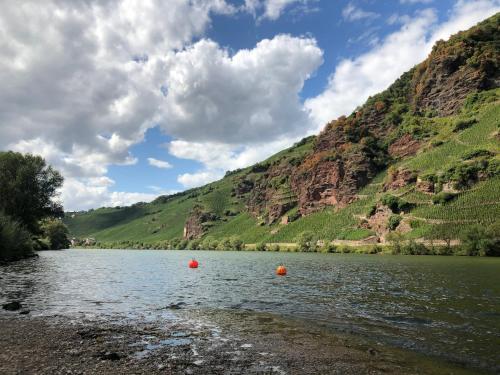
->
<box><xmin>1</xmin><ymin>250</ymin><xmax>499</xmax><ymax>370</ymax></box>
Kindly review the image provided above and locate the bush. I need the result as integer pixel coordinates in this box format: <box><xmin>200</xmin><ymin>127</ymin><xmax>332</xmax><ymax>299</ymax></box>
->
<box><xmin>401</xmin><ymin>240</ymin><xmax>429</xmax><ymax>255</ymax></box>
<box><xmin>255</xmin><ymin>242</ymin><xmax>267</xmax><ymax>252</ymax></box>
<box><xmin>320</xmin><ymin>242</ymin><xmax>337</xmax><ymax>253</ymax></box>
<box><xmin>452</xmin><ymin>117</ymin><xmax>477</xmax><ymax>132</ymax></box>
<box><xmin>296</xmin><ymin>231</ymin><xmax>316</xmax><ymax>252</ymax></box>
<box><xmin>388</xmin><ymin>215</ymin><xmax>402</xmax><ymax>231</ymax></box>
<box><xmin>462</xmin><ymin>149</ymin><xmax>494</xmax><ymax>160</ymax></box>
<box><xmin>269</xmin><ymin>244</ymin><xmax>280</xmax><ymax>252</ymax></box>
<box><xmin>41</xmin><ymin>219</ymin><xmax>70</xmax><ymax>250</ymax></box>
<box><xmin>0</xmin><ymin>213</ymin><xmax>34</xmax><ymax>261</ymax></box>
<box><xmin>460</xmin><ymin>225</ymin><xmax>500</xmax><ymax>256</ymax></box>
<box><xmin>432</xmin><ymin>192</ymin><xmax>456</xmax><ymax>205</ymax></box>
<box><xmin>230</xmin><ymin>236</ymin><xmax>244</xmax><ymax>251</ymax></box>
<box><xmin>381</xmin><ymin>195</ymin><xmax>411</xmax><ymax>213</ymax></box>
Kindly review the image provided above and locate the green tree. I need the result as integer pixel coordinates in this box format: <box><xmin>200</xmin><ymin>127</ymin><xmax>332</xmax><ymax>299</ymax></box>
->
<box><xmin>460</xmin><ymin>225</ymin><xmax>500</xmax><ymax>256</ymax></box>
<box><xmin>0</xmin><ymin>212</ymin><xmax>34</xmax><ymax>261</ymax></box>
<box><xmin>0</xmin><ymin>151</ymin><xmax>63</xmax><ymax>234</ymax></box>
<box><xmin>41</xmin><ymin>219</ymin><xmax>71</xmax><ymax>250</ymax></box>
<box><xmin>296</xmin><ymin>231</ymin><xmax>316</xmax><ymax>252</ymax></box>
<box><xmin>230</xmin><ymin>236</ymin><xmax>244</xmax><ymax>251</ymax></box>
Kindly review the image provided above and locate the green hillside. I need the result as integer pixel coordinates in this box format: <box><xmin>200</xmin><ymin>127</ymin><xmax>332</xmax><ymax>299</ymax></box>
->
<box><xmin>65</xmin><ymin>14</ymin><xmax>500</xmax><ymax>252</ymax></box>
<box><xmin>65</xmin><ymin>89</ymin><xmax>500</xmax><ymax>246</ymax></box>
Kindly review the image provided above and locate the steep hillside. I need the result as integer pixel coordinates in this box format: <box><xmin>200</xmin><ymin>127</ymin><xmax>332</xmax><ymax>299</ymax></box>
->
<box><xmin>65</xmin><ymin>13</ymin><xmax>500</xmax><ymax>248</ymax></box>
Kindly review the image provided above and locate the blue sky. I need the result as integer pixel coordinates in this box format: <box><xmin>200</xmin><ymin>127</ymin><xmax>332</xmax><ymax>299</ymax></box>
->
<box><xmin>0</xmin><ymin>0</ymin><xmax>498</xmax><ymax>210</ymax></box>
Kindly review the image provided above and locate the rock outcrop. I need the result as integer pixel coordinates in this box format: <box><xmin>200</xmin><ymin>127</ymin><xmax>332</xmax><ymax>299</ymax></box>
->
<box><xmin>183</xmin><ymin>206</ymin><xmax>217</xmax><ymax>240</ymax></box>
<box><xmin>384</xmin><ymin>168</ymin><xmax>417</xmax><ymax>191</ymax></box>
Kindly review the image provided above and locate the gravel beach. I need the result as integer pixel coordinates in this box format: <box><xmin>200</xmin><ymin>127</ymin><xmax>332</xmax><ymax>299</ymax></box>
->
<box><xmin>0</xmin><ymin>310</ymin><xmax>480</xmax><ymax>375</ymax></box>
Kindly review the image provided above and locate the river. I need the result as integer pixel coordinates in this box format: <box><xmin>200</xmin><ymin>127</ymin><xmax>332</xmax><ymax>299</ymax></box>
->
<box><xmin>1</xmin><ymin>249</ymin><xmax>499</xmax><ymax>372</ymax></box>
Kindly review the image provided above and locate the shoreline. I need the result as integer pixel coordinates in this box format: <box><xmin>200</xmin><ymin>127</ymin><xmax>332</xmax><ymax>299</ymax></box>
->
<box><xmin>0</xmin><ymin>311</ymin><xmax>486</xmax><ymax>375</ymax></box>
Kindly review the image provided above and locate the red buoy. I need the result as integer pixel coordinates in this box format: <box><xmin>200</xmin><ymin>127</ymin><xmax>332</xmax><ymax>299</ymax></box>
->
<box><xmin>188</xmin><ymin>259</ymin><xmax>199</xmax><ymax>268</ymax></box>
<box><xmin>276</xmin><ymin>265</ymin><xmax>287</xmax><ymax>276</ymax></box>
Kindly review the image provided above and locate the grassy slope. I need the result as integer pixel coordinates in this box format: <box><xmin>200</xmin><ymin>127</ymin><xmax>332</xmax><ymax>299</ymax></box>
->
<box><xmin>65</xmin><ymin>91</ymin><xmax>499</xmax><ymax>245</ymax></box>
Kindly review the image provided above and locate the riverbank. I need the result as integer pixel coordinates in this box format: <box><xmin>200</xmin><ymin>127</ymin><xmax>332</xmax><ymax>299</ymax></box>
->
<box><xmin>0</xmin><ymin>312</ymin><xmax>482</xmax><ymax>375</ymax></box>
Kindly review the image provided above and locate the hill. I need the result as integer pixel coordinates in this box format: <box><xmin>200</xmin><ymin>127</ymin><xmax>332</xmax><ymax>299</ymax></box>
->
<box><xmin>65</xmin><ymin>13</ymin><xmax>500</xmax><ymax>251</ymax></box>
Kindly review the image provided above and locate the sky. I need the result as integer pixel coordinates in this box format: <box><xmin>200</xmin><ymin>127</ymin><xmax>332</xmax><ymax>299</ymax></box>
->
<box><xmin>0</xmin><ymin>0</ymin><xmax>499</xmax><ymax>211</ymax></box>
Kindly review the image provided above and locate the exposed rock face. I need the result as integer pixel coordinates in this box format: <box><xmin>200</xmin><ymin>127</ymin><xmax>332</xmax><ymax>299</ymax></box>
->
<box><xmin>363</xmin><ymin>205</ymin><xmax>392</xmax><ymax>241</ymax></box>
<box><xmin>388</xmin><ymin>134</ymin><xmax>421</xmax><ymax>158</ymax></box>
<box><xmin>384</xmin><ymin>168</ymin><xmax>417</xmax><ymax>191</ymax></box>
<box><xmin>416</xmin><ymin>178</ymin><xmax>435</xmax><ymax>193</ymax></box>
<box><xmin>183</xmin><ymin>206</ymin><xmax>217</xmax><ymax>240</ymax></box>
<box><xmin>410</xmin><ymin>20</ymin><xmax>499</xmax><ymax>116</ymax></box>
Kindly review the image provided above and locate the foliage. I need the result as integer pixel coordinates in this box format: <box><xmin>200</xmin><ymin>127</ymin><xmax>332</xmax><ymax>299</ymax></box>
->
<box><xmin>0</xmin><ymin>213</ymin><xmax>34</xmax><ymax>261</ymax></box>
<box><xmin>255</xmin><ymin>242</ymin><xmax>267</xmax><ymax>252</ymax></box>
<box><xmin>460</xmin><ymin>224</ymin><xmax>500</xmax><ymax>256</ymax></box>
<box><xmin>296</xmin><ymin>231</ymin><xmax>316</xmax><ymax>252</ymax></box>
<box><xmin>432</xmin><ymin>192</ymin><xmax>457</xmax><ymax>205</ymax></box>
<box><xmin>381</xmin><ymin>195</ymin><xmax>411</xmax><ymax>213</ymax></box>
<box><xmin>41</xmin><ymin>219</ymin><xmax>70</xmax><ymax>250</ymax></box>
<box><xmin>388</xmin><ymin>215</ymin><xmax>402</xmax><ymax>231</ymax></box>
<box><xmin>0</xmin><ymin>151</ymin><xmax>63</xmax><ymax>234</ymax></box>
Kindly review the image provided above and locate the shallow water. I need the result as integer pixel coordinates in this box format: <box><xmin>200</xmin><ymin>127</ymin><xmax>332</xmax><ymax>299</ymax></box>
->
<box><xmin>1</xmin><ymin>249</ymin><xmax>499</xmax><ymax>370</ymax></box>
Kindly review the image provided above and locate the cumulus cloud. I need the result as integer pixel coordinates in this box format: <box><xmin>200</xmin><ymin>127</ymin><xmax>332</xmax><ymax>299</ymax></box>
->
<box><xmin>342</xmin><ymin>2</ymin><xmax>379</xmax><ymax>21</ymax></box>
<box><xmin>147</xmin><ymin>158</ymin><xmax>173</xmax><ymax>169</ymax></box>
<box><xmin>243</xmin><ymin>0</ymin><xmax>316</xmax><ymax>20</ymax></box>
<box><xmin>305</xmin><ymin>0</ymin><xmax>500</xmax><ymax>128</ymax></box>
<box><xmin>59</xmin><ymin>177</ymin><xmax>159</xmax><ymax>211</ymax></box>
<box><xmin>0</xmin><ymin>0</ymin><xmax>235</xmax><ymax>209</ymax></box>
<box><xmin>168</xmin><ymin>137</ymin><xmax>298</xmax><ymax>188</ymax></box>
<box><xmin>159</xmin><ymin>35</ymin><xmax>323</xmax><ymax>144</ymax></box>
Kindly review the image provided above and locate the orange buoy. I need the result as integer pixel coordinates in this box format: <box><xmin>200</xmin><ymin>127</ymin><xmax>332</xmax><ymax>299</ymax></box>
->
<box><xmin>276</xmin><ymin>265</ymin><xmax>287</xmax><ymax>276</ymax></box>
<box><xmin>188</xmin><ymin>259</ymin><xmax>199</xmax><ymax>268</ymax></box>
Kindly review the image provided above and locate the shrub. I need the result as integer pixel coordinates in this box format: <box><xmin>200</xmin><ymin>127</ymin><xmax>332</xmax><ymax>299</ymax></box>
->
<box><xmin>320</xmin><ymin>242</ymin><xmax>337</xmax><ymax>253</ymax></box>
<box><xmin>41</xmin><ymin>219</ymin><xmax>70</xmax><ymax>250</ymax></box>
<box><xmin>401</xmin><ymin>240</ymin><xmax>429</xmax><ymax>255</ymax></box>
<box><xmin>432</xmin><ymin>192</ymin><xmax>456</xmax><ymax>205</ymax></box>
<box><xmin>452</xmin><ymin>117</ymin><xmax>477</xmax><ymax>132</ymax></box>
<box><xmin>460</xmin><ymin>225</ymin><xmax>500</xmax><ymax>256</ymax></box>
<box><xmin>388</xmin><ymin>215</ymin><xmax>402</xmax><ymax>231</ymax></box>
<box><xmin>255</xmin><ymin>242</ymin><xmax>267</xmax><ymax>252</ymax></box>
<box><xmin>0</xmin><ymin>213</ymin><xmax>34</xmax><ymax>261</ymax></box>
<box><xmin>366</xmin><ymin>204</ymin><xmax>377</xmax><ymax>217</ymax></box>
<box><xmin>296</xmin><ymin>231</ymin><xmax>316</xmax><ymax>252</ymax></box>
<box><xmin>462</xmin><ymin>149</ymin><xmax>494</xmax><ymax>160</ymax></box>
<box><xmin>269</xmin><ymin>244</ymin><xmax>280</xmax><ymax>252</ymax></box>
<box><xmin>230</xmin><ymin>236</ymin><xmax>244</xmax><ymax>251</ymax></box>
<box><xmin>381</xmin><ymin>195</ymin><xmax>411</xmax><ymax>213</ymax></box>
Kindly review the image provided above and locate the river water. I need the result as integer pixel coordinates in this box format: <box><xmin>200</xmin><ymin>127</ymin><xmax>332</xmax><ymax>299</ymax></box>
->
<box><xmin>1</xmin><ymin>249</ymin><xmax>499</xmax><ymax>371</ymax></box>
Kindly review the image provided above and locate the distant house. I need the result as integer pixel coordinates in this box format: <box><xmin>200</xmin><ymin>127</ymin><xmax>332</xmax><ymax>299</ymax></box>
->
<box><xmin>84</xmin><ymin>237</ymin><xmax>96</xmax><ymax>246</ymax></box>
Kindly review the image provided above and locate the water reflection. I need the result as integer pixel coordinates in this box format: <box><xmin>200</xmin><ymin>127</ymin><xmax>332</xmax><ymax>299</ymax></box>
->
<box><xmin>1</xmin><ymin>249</ymin><xmax>499</xmax><ymax>369</ymax></box>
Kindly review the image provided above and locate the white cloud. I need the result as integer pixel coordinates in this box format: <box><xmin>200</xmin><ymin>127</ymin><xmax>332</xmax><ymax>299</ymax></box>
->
<box><xmin>243</xmin><ymin>0</ymin><xmax>315</xmax><ymax>20</ymax></box>
<box><xmin>177</xmin><ymin>171</ymin><xmax>223</xmax><ymax>188</ymax></box>
<box><xmin>168</xmin><ymin>137</ymin><xmax>299</xmax><ymax>188</ymax></box>
<box><xmin>159</xmin><ymin>35</ymin><xmax>323</xmax><ymax>144</ymax></box>
<box><xmin>147</xmin><ymin>157</ymin><xmax>173</xmax><ymax>169</ymax></box>
<box><xmin>60</xmin><ymin>177</ymin><xmax>158</xmax><ymax>211</ymax></box>
<box><xmin>0</xmin><ymin>0</ymin><xmax>235</xmax><ymax>210</ymax></box>
<box><xmin>342</xmin><ymin>2</ymin><xmax>379</xmax><ymax>21</ymax></box>
<box><xmin>306</xmin><ymin>0</ymin><xmax>500</xmax><ymax>128</ymax></box>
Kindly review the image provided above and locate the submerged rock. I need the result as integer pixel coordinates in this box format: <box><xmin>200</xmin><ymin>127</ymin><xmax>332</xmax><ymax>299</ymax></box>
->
<box><xmin>2</xmin><ymin>301</ymin><xmax>22</xmax><ymax>311</ymax></box>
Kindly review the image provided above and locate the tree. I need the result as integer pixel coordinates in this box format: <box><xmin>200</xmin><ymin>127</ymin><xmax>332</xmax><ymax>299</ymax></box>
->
<box><xmin>0</xmin><ymin>212</ymin><xmax>33</xmax><ymax>261</ymax></box>
<box><xmin>460</xmin><ymin>224</ymin><xmax>500</xmax><ymax>256</ymax></box>
<box><xmin>0</xmin><ymin>152</ymin><xmax>63</xmax><ymax>234</ymax></box>
<box><xmin>296</xmin><ymin>231</ymin><xmax>316</xmax><ymax>252</ymax></box>
<box><xmin>41</xmin><ymin>219</ymin><xmax>71</xmax><ymax>250</ymax></box>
